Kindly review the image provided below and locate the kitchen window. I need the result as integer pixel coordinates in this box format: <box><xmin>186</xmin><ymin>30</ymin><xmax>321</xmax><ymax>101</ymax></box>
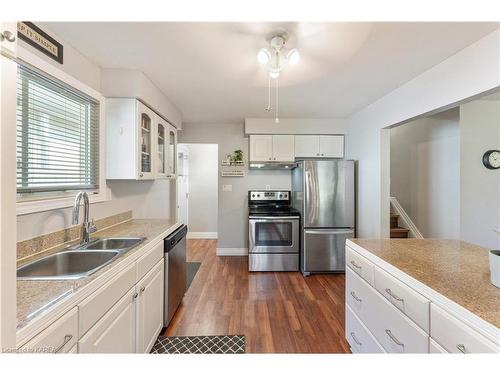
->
<box><xmin>14</xmin><ymin>53</ymin><xmax>106</xmax><ymax>215</ymax></box>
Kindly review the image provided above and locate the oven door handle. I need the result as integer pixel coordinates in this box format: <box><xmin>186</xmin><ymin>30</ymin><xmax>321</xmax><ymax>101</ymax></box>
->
<box><xmin>249</xmin><ymin>216</ymin><xmax>300</xmax><ymax>220</ymax></box>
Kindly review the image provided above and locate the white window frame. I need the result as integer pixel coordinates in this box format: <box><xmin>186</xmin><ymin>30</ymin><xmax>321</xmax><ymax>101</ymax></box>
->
<box><xmin>16</xmin><ymin>46</ymin><xmax>108</xmax><ymax>215</ymax></box>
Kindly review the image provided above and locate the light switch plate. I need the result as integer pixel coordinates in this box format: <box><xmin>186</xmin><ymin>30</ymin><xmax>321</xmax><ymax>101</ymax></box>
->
<box><xmin>222</xmin><ymin>184</ymin><xmax>232</xmax><ymax>192</ymax></box>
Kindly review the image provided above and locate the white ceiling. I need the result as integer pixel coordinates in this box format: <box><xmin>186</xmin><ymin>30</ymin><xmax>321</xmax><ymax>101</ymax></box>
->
<box><xmin>43</xmin><ymin>22</ymin><xmax>499</xmax><ymax>123</ymax></box>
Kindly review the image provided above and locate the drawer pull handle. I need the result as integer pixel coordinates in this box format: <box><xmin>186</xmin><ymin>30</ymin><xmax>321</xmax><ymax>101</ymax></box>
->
<box><xmin>385</xmin><ymin>329</ymin><xmax>404</xmax><ymax>348</ymax></box>
<box><xmin>350</xmin><ymin>260</ymin><xmax>362</xmax><ymax>269</ymax></box>
<box><xmin>350</xmin><ymin>291</ymin><xmax>362</xmax><ymax>302</ymax></box>
<box><xmin>140</xmin><ymin>286</ymin><xmax>146</xmax><ymax>293</ymax></box>
<box><xmin>385</xmin><ymin>288</ymin><xmax>404</xmax><ymax>302</ymax></box>
<box><xmin>133</xmin><ymin>292</ymin><xmax>139</xmax><ymax>300</ymax></box>
<box><xmin>350</xmin><ymin>332</ymin><xmax>362</xmax><ymax>346</ymax></box>
<box><xmin>456</xmin><ymin>344</ymin><xmax>468</xmax><ymax>354</ymax></box>
<box><xmin>54</xmin><ymin>334</ymin><xmax>73</xmax><ymax>353</ymax></box>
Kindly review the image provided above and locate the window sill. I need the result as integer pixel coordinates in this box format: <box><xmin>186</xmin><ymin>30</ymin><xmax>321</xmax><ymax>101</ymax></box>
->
<box><xmin>16</xmin><ymin>191</ymin><xmax>109</xmax><ymax>216</ymax></box>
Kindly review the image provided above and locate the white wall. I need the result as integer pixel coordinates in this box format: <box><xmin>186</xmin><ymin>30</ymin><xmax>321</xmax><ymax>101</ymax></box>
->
<box><xmin>179</xmin><ymin>123</ymin><xmax>291</xmax><ymax>251</ymax></box>
<box><xmin>460</xmin><ymin>100</ymin><xmax>500</xmax><ymax>249</ymax></box>
<box><xmin>390</xmin><ymin>108</ymin><xmax>460</xmax><ymax>238</ymax></box>
<box><xmin>182</xmin><ymin>144</ymin><xmax>218</xmax><ymax>236</ymax></box>
<box><xmin>245</xmin><ymin>118</ymin><xmax>347</xmax><ymax>134</ymax></box>
<box><xmin>16</xmin><ymin>24</ymin><xmax>177</xmax><ymax>241</ymax></box>
<box><xmin>347</xmin><ymin>29</ymin><xmax>500</xmax><ymax>238</ymax></box>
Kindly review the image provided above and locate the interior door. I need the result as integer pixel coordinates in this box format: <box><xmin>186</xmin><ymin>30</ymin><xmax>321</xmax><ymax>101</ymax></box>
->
<box><xmin>304</xmin><ymin>160</ymin><xmax>355</xmax><ymax>227</ymax></box>
<box><xmin>303</xmin><ymin>229</ymin><xmax>354</xmax><ymax>272</ymax></box>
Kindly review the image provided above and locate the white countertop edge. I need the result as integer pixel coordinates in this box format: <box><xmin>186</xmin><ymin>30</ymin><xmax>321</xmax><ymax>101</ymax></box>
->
<box><xmin>346</xmin><ymin>239</ymin><xmax>500</xmax><ymax>346</ymax></box>
<box><xmin>16</xmin><ymin>221</ymin><xmax>182</xmax><ymax>347</ymax></box>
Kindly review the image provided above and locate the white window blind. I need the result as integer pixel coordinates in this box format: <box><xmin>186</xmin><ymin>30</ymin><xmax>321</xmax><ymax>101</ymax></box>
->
<box><xmin>16</xmin><ymin>64</ymin><xmax>100</xmax><ymax>195</ymax></box>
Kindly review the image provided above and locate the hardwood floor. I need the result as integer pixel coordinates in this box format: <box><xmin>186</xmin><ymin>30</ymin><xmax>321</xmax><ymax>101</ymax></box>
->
<box><xmin>164</xmin><ymin>239</ymin><xmax>350</xmax><ymax>353</ymax></box>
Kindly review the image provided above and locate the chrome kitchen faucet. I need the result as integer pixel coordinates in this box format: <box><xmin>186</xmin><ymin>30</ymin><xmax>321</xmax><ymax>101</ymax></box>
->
<box><xmin>72</xmin><ymin>191</ymin><xmax>97</xmax><ymax>245</ymax></box>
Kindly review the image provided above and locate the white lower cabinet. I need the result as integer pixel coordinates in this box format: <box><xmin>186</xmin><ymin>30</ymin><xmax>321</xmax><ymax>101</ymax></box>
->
<box><xmin>136</xmin><ymin>260</ymin><xmax>164</xmax><ymax>353</ymax></box>
<box><xmin>79</xmin><ymin>288</ymin><xmax>137</xmax><ymax>353</ymax></box>
<box><xmin>346</xmin><ymin>304</ymin><xmax>385</xmax><ymax>353</ymax></box>
<box><xmin>20</xmin><ymin>307</ymin><xmax>78</xmax><ymax>354</ymax></box>
<box><xmin>345</xmin><ymin>244</ymin><xmax>500</xmax><ymax>354</ymax></box>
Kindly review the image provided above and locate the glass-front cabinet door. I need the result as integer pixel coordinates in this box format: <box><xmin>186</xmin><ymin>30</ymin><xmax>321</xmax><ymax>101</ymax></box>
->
<box><xmin>166</xmin><ymin>125</ymin><xmax>177</xmax><ymax>178</ymax></box>
<box><xmin>156</xmin><ymin>119</ymin><xmax>167</xmax><ymax>178</ymax></box>
<box><xmin>137</xmin><ymin>102</ymin><xmax>155</xmax><ymax>179</ymax></box>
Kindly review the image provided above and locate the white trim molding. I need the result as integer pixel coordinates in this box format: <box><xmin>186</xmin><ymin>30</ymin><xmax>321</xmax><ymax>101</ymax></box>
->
<box><xmin>187</xmin><ymin>232</ymin><xmax>218</xmax><ymax>239</ymax></box>
<box><xmin>390</xmin><ymin>197</ymin><xmax>424</xmax><ymax>239</ymax></box>
<box><xmin>216</xmin><ymin>248</ymin><xmax>248</xmax><ymax>256</ymax></box>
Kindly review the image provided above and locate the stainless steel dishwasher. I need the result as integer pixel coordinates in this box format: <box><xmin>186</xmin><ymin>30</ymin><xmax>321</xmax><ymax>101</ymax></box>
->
<box><xmin>163</xmin><ymin>224</ymin><xmax>187</xmax><ymax>327</ymax></box>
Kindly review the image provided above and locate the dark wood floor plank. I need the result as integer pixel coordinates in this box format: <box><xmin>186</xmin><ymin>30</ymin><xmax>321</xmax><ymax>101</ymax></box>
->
<box><xmin>164</xmin><ymin>239</ymin><xmax>350</xmax><ymax>353</ymax></box>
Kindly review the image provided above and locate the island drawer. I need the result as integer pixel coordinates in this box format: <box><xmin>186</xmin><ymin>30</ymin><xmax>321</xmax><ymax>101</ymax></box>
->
<box><xmin>346</xmin><ymin>246</ymin><xmax>374</xmax><ymax>286</ymax></box>
<box><xmin>21</xmin><ymin>307</ymin><xmax>78</xmax><ymax>354</ymax></box>
<box><xmin>346</xmin><ymin>304</ymin><xmax>385</xmax><ymax>353</ymax></box>
<box><xmin>347</xmin><ymin>267</ymin><xmax>428</xmax><ymax>353</ymax></box>
<box><xmin>373</xmin><ymin>265</ymin><xmax>430</xmax><ymax>333</ymax></box>
<box><xmin>430</xmin><ymin>304</ymin><xmax>499</xmax><ymax>353</ymax></box>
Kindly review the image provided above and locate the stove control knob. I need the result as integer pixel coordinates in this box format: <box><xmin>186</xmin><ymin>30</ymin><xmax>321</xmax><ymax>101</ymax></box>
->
<box><xmin>251</xmin><ymin>194</ymin><xmax>255</xmax><ymax>198</ymax></box>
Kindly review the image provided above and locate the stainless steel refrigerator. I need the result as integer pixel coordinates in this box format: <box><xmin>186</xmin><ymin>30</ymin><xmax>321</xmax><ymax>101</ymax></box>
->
<box><xmin>292</xmin><ymin>160</ymin><xmax>355</xmax><ymax>275</ymax></box>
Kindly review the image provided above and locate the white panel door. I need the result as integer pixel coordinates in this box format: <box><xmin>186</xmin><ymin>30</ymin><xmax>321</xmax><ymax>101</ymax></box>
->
<box><xmin>250</xmin><ymin>135</ymin><xmax>273</xmax><ymax>161</ymax></box>
<box><xmin>295</xmin><ymin>135</ymin><xmax>320</xmax><ymax>157</ymax></box>
<box><xmin>136</xmin><ymin>260</ymin><xmax>164</xmax><ymax>353</ymax></box>
<box><xmin>78</xmin><ymin>288</ymin><xmax>136</xmax><ymax>353</ymax></box>
<box><xmin>319</xmin><ymin>135</ymin><xmax>344</xmax><ymax>158</ymax></box>
<box><xmin>272</xmin><ymin>135</ymin><xmax>295</xmax><ymax>162</ymax></box>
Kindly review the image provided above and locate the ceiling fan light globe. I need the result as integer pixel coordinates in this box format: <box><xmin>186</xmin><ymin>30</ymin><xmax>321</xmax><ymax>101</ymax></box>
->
<box><xmin>287</xmin><ymin>48</ymin><xmax>300</xmax><ymax>65</ymax></box>
<box><xmin>257</xmin><ymin>48</ymin><xmax>271</xmax><ymax>65</ymax></box>
<box><xmin>269</xmin><ymin>70</ymin><xmax>280</xmax><ymax>79</ymax></box>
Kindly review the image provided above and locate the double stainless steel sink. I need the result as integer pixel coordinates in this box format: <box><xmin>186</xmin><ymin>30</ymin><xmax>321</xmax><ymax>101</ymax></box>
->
<box><xmin>17</xmin><ymin>237</ymin><xmax>145</xmax><ymax>280</ymax></box>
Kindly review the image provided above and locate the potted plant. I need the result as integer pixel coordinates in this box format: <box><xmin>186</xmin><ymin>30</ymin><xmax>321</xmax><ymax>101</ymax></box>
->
<box><xmin>230</xmin><ymin>150</ymin><xmax>243</xmax><ymax>165</ymax></box>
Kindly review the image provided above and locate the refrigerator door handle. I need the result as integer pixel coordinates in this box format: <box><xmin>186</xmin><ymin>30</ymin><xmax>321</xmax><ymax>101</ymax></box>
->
<box><xmin>305</xmin><ymin>229</ymin><xmax>354</xmax><ymax>235</ymax></box>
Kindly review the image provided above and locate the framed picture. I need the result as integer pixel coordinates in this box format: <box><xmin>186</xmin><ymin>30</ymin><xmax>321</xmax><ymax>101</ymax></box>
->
<box><xmin>17</xmin><ymin>22</ymin><xmax>64</xmax><ymax>64</ymax></box>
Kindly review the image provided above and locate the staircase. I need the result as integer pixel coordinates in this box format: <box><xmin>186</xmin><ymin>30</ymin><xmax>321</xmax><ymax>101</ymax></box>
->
<box><xmin>390</xmin><ymin>213</ymin><xmax>410</xmax><ymax>238</ymax></box>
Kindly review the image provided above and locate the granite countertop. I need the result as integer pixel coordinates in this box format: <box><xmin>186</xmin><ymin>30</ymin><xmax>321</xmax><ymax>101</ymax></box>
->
<box><xmin>348</xmin><ymin>239</ymin><xmax>500</xmax><ymax>329</ymax></box>
<box><xmin>17</xmin><ymin>219</ymin><xmax>180</xmax><ymax>332</ymax></box>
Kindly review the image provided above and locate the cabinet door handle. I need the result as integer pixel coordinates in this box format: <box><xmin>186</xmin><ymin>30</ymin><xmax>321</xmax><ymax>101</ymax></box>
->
<box><xmin>456</xmin><ymin>344</ymin><xmax>468</xmax><ymax>354</ymax></box>
<box><xmin>385</xmin><ymin>288</ymin><xmax>404</xmax><ymax>302</ymax></box>
<box><xmin>133</xmin><ymin>292</ymin><xmax>139</xmax><ymax>300</ymax></box>
<box><xmin>350</xmin><ymin>332</ymin><xmax>362</xmax><ymax>346</ymax></box>
<box><xmin>140</xmin><ymin>286</ymin><xmax>146</xmax><ymax>293</ymax></box>
<box><xmin>139</xmin><ymin>173</ymin><xmax>144</xmax><ymax>178</ymax></box>
<box><xmin>350</xmin><ymin>291</ymin><xmax>362</xmax><ymax>303</ymax></box>
<box><xmin>385</xmin><ymin>329</ymin><xmax>404</xmax><ymax>347</ymax></box>
<box><xmin>0</xmin><ymin>30</ymin><xmax>16</xmax><ymax>42</ymax></box>
<box><xmin>350</xmin><ymin>260</ymin><xmax>362</xmax><ymax>270</ymax></box>
<box><xmin>54</xmin><ymin>334</ymin><xmax>73</xmax><ymax>353</ymax></box>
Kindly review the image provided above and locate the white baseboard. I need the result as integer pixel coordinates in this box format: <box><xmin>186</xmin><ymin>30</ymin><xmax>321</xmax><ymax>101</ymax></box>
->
<box><xmin>187</xmin><ymin>232</ymin><xmax>218</xmax><ymax>239</ymax></box>
<box><xmin>216</xmin><ymin>248</ymin><xmax>248</xmax><ymax>256</ymax></box>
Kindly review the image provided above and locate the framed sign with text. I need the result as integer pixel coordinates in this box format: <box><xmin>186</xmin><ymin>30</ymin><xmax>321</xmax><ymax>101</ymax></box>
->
<box><xmin>17</xmin><ymin>22</ymin><xmax>63</xmax><ymax>64</ymax></box>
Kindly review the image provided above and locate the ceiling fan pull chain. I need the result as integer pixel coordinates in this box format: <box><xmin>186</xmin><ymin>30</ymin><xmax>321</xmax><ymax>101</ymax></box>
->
<box><xmin>275</xmin><ymin>75</ymin><xmax>279</xmax><ymax>123</ymax></box>
<box><xmin>265</xmin><ymin>75</ymin><xmax>271</xmax><ymax>112</ymax></box>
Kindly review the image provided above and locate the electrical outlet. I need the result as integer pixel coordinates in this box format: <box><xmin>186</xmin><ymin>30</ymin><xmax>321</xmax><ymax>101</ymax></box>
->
<box><xmin>222</xmin><ymin>184</ymin><xmax>232</xmax><ymax>192</ymax></box>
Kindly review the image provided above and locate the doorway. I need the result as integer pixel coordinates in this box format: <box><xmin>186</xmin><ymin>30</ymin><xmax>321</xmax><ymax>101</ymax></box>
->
<box><xmin>177</xmin><ymin>143</ymin><xmax>218</xmax><ymax>239</ymax></box>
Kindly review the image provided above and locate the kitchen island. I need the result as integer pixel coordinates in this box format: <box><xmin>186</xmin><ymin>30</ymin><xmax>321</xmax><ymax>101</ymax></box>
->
<box><xmin>345</xmin><ymin>239</ymin><xmax>500</xmax><ymax>353</ymax></box>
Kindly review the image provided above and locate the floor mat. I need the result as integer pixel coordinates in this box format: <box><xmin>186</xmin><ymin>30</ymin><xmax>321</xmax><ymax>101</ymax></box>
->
<box><xmin>151</xmin><ymin>335</ymin><xmax>245</xmax><ymax>354</ymax></box>
<box><xmin>186</xmin><ymin>261</ymin><xmax>201</xmax><ymax>289</ymax></box>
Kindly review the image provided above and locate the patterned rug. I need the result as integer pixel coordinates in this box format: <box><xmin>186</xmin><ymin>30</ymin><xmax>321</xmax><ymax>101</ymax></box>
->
<box><xmin>151</xmin><ymin>335</ymin><xmax>245</xmax><ymax>354</ymax></box>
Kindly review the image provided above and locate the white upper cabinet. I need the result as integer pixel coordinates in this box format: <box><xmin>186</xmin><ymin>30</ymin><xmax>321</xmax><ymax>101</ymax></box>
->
<box><xmin>272</xmin><ymin>135</ymin><xmax>295</xmax><ymax>162</ymax></box>
<box><xmin>106</xmin><ymin>98</ymin><xmax>177</xmax><ymax>180</ymax></box>
<box><xmin>295</xmin><ymin>135</ymin><xmax>320</xmax><ymax>157</ymax></box>
<box><xmin>250</xmin><ymin>135</ymin><xmax>294</xmax><ymax>162</ymax></box>
<box><xmin>250</xmin><ymin>135</ymin><xmax>273</xmax><ymax>162</ymax></box>
<box><xmin>295</xmin><ymin>135</ymin><xmax>344</xmax><ymax>158</ymax></box>
<box><xmin>319</xmin><ymin>135</ymin><xmax>344</xmax><ymax>158</ymax></box>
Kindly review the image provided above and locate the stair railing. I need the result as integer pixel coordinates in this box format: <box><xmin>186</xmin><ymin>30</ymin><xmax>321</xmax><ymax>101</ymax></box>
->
<box><xmin>390</xmin><ymin>197</ymin><xmax>424</xmax><ymax>239</ymax></box>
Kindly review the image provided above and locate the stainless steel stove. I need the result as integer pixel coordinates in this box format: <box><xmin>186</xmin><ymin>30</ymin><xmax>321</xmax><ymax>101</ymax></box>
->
<box><xmin>248</xmin><ymin>190</ymin><xmax>299</xmax><ymax>272</ymax></box>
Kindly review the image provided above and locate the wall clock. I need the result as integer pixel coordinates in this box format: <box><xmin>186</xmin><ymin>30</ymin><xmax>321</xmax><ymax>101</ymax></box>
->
<box><xmin>482</xmin><ymin>150</ymin><xmax>500</xmax><ymax>169</ymax></box>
